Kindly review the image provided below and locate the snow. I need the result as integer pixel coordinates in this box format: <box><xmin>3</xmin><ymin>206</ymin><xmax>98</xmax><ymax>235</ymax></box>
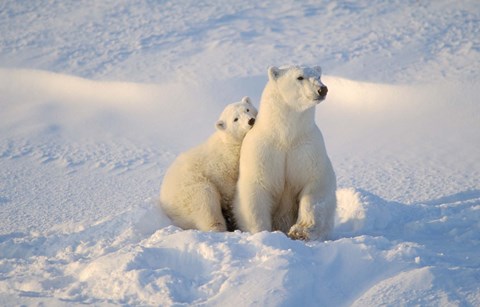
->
<box><xmin>1</xmin><ymin>0</ymin><xmax>479</xmax><ymax>306</ymax></box>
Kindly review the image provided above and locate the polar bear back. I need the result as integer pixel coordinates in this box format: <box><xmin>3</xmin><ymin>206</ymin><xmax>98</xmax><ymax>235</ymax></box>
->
<box><xmin>160</xmin><ymin>133</ymin><xmax>240</xmax><ymax>208</ymax></box>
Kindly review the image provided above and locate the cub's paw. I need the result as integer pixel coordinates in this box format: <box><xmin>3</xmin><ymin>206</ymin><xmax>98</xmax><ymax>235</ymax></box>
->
<box><xmin>287</xmin><ymin>224</ymin><xmax>311</xmax><ymax>241</ymax></box>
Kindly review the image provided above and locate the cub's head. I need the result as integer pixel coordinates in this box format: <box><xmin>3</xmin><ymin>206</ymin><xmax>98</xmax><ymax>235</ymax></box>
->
<box><xmin>215</xmin><ymin>96</ymin><xmax>258</xmax><ymax>142</ymax></box>
<box><xmin>267</xmin><ymin>65</ymin><xmax>328</xmax><ymax>111</ymax></box>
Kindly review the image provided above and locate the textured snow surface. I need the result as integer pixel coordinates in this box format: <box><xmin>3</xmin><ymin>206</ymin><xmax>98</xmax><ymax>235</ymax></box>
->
<box><xmin>1</xmin><ymin>1</ymin><xmax>479</xmax><ymax>306</ymax></box>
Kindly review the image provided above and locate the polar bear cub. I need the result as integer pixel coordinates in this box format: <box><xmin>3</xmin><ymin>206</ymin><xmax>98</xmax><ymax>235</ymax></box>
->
<box><xmin>233</xmin><ymin>65</ymin><xmax>337</xmax><ymax>241</ymax></box>
<box><xmin>160</xmin><ymin>97</ymin><xmax>258</xmax><ymax>232</ymax></box>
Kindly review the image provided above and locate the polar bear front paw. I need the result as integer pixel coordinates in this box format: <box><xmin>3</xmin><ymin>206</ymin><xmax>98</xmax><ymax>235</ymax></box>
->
<box><xmin>288</xmin><ymin>224</ymin><xmax>310</xmax><ymax>241</ymax></box>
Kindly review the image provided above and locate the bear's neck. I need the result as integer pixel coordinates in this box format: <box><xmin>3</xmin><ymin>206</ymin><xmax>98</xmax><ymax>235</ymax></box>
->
<box><xmin>212</xmin><ymin>132</ymin><xmax>242</xmax><ymax>151</ymax></box>
<box><xmin>256</xmin><ymin>84</ymin><xmax>317</xmax><ymax>143</ymax></box>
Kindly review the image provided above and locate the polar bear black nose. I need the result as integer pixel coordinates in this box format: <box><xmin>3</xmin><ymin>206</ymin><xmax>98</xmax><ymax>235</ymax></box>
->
<box><xmin>318</xmin><ymin>86</ymin><xmax>328</xmax><ymax>97</ymax></box>
<box><xmin>248</xmin><ymin>118</ymin><xmax>255</xmax><ymax>126</ymax></box>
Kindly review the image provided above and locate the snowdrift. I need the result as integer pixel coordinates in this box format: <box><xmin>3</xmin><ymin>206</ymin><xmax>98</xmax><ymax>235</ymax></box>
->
<box><xmin>1</xmin><ymin>68</ymin><xmax>479</xmax><ymax>305</ymax></box>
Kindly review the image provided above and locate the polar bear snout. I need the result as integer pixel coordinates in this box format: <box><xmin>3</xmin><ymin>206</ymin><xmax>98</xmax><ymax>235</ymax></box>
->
<box><xmin>318</xmin><ymin>85</ymin><xmax>328</xmax><ymax>98</ymax></box>
<box><xmin>248</xmin><ymin>118</ymin><xmax>256</xmax><ymax>126</ymax></box>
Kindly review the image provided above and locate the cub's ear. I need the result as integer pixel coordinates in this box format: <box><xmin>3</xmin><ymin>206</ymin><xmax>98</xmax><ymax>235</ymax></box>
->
<box><xmin>216</xmin><ymin>120</ymin><xmax>226</xmax><ymax>131</ymax></box>
<box><xmin>242</xmin><ymin>96</ymin><xmax>252</xmax><ymax>105</ymax></box>
<box><xmin>268</xmin><ymin>66</ymin><xmax>281</xmax><ymax>81</ymax></box>
<box><xmin>313</xmin><ymin>66</ymin><xmax>322</xmax><ymax>74</ymax></box>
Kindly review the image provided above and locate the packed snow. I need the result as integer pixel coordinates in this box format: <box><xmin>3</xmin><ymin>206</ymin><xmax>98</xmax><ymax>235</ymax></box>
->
<box><xmin>1</xmin><ymin>0</ymin><xmax>479</xmax><ymax>306</ymax></box>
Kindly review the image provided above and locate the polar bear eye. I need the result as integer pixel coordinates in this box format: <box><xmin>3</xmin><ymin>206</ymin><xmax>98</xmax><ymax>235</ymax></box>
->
<box><xmin>297</xmin><ymin>76</ymin><xmax>304</xmax><ymax>81</ymax></box>
<box><xmin>234</xmin><ymin>118</ymin><xmax>238</xmax><ymax>122</ymax></box>
<box><xmin>246</xmin><ymin>109</ymin><xmax>250</xmax><ymax>112</ymax></box>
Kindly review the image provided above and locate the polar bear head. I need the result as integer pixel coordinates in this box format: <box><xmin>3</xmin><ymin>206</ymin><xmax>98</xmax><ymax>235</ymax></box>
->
<box><xmin>267</xmin><ymin>65</ymin><xmax>328</xmax><ymax>111</ymax></box>
<box><xmin>215</xmin><ymin>96</ymin><xmax>258</xmax><ymax>142</ymax></box>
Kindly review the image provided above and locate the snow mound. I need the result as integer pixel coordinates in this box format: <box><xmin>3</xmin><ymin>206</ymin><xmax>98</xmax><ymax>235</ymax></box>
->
<box><xmin>1</xmin><ymin>186</ymin><xmax>479</xmax><ymax>305</ymax></box>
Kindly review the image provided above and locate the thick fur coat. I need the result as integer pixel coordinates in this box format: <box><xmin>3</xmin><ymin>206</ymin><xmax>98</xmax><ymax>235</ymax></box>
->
<box><xmin>160</xmin><ymin>97</ymin><xmax>257</xmax><ymax>231</ymax></box>
<box><xmin>233</xmin><ymin>66</ymin><xmax>337</xmax><ymax>240</ymax></box>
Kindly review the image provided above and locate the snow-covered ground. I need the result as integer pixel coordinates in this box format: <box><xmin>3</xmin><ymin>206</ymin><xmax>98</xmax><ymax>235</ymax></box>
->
<box><xmin>1</xmin><ymin>1</ymin><xmax>479</xmax><ymax>306</ymax></box>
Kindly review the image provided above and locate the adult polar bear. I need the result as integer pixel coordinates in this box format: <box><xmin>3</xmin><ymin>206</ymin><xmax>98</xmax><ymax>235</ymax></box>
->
<box><xmin>233</xmin><ymin>65</ymin><xmax>336</xmax><ymax>241</ymax></box>
<box><xmin>160</xmin><ymin>97</ymin><xmax>257</xmax><ymax>232</ymax></box>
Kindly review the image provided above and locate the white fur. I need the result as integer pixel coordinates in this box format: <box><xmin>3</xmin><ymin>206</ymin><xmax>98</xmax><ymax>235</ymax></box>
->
<box><xmin>159</xmin><ymin>97</ymin><xmax>257</xmax><ymax>232</ymax></box>
<box><xmin>233</xmin><ymin>65</ymin><xmax>337</xmax><ymax>241</ymax></box>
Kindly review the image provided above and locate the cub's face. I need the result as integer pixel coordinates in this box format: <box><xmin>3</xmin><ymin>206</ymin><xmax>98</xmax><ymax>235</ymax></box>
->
<box><xmin>268</xmin><ymin>65</ymin><xmax>328</xmax><ymax>111</ymax></box>
<box><xmin>216</xmin><ymin>97</ymin><xmax>258</xmax><ymax>141</ymax></box>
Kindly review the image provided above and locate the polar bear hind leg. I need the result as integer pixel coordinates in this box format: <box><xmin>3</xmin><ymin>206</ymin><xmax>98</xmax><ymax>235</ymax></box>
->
<box><xmin>198</xmin><ymin>185</ymin><xmax>228</xmax><ymax>231</ymax></box>
<box><xmin>181</xmin><ymin>183</ymin><xmax>227</xmax><ymax>232</ymax></box>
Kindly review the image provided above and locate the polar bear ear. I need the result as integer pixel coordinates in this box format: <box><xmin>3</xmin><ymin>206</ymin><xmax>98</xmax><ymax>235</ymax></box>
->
<box><xmin>313</xmin><ymin>66</ymin><xmax>322</xmax><ymax>74</ymax></box>
<box><xmin>216</xmin><ymin>120</ymin><xmax>226</xmax><ymax>131</ymax></box>
<box><xmin>242</xmin><ymin>96</ymin><xmax>252</xmax><ymax>105</ymax></box>
<box><xmin>268</xmin><ymin>66</ymin><xmax>281</xmax><ymax>81</ymax></box>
